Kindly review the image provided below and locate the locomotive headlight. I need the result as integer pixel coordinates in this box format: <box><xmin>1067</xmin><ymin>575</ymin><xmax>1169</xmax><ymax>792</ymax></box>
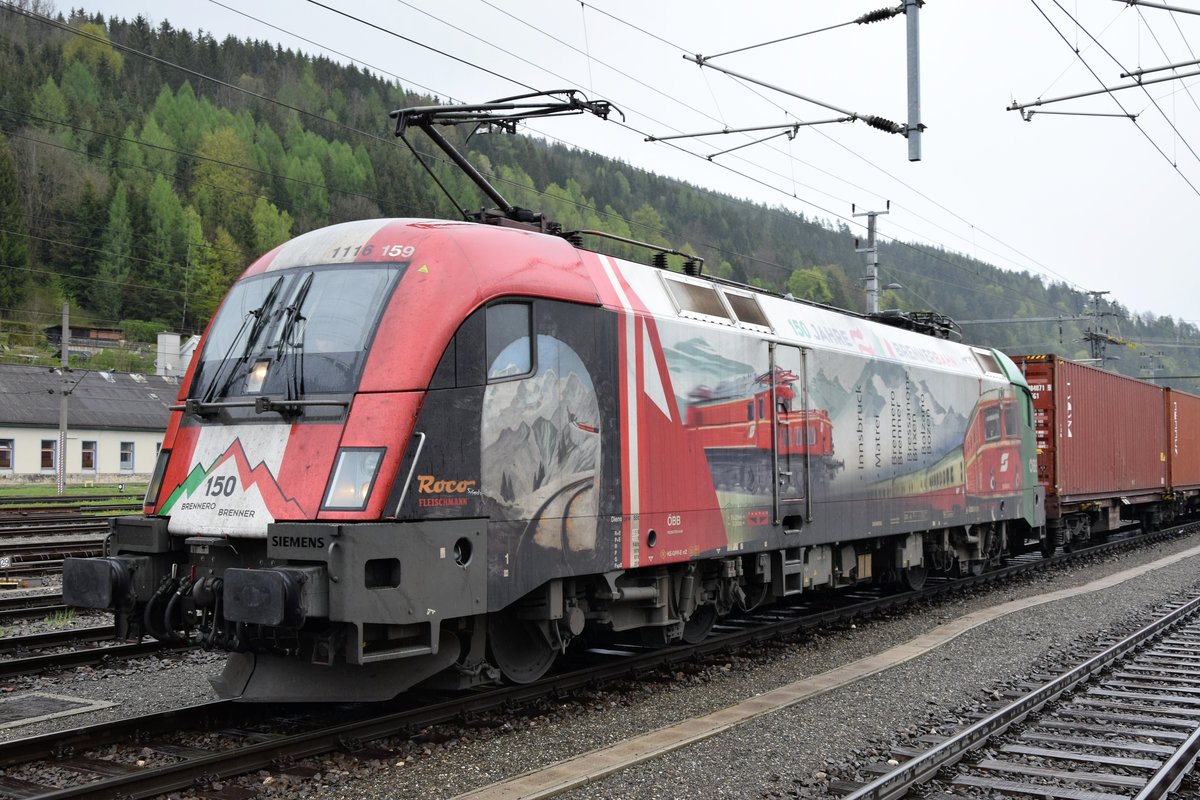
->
<box><xmin>245</xmin><ymin>359</ymin><xmax>270</xmax><ymax>393</ymax></box>
<box><xmin>322</xmin><ymin>448</ymin><xmax>384</xmax><ymax>511</ymax></box>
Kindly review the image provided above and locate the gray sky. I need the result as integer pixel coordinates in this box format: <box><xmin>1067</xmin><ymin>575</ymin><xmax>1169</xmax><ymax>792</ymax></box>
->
<box><xmin>77</xmin><ymin>1</ymin><xmax>1200</xmax><ymax>326</ymax></box>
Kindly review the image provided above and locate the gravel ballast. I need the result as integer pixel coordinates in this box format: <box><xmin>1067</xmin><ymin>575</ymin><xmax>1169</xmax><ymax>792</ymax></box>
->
<box><xmin>3</xmin><ymin>536</ymin><xmax>1200</xmax><ymax>799</ymax></box>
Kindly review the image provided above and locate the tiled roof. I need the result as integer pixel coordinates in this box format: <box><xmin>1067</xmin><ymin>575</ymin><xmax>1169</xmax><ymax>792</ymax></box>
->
<box><xmin>0</xmin><ymin>363</ymin><xmax>177</xmax><ymax>431</ymax></box>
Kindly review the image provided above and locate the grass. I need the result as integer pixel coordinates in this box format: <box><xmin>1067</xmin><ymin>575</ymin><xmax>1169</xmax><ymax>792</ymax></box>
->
<box><xmin>0</xmin><ymin>483</ymin><xmax>147</xmax><ymax>500</ymax></box>
<box><xmin>45</xmin><ymin>609</ymin><xmax>76</xmax><ymax>629</ymax></box>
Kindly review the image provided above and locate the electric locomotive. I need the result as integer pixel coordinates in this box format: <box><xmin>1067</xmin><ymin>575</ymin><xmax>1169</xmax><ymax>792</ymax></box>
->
<box><xmin>62</xmin><ymin>95</ymin><xmax>1045</xmax><ymax>702</ymax></box>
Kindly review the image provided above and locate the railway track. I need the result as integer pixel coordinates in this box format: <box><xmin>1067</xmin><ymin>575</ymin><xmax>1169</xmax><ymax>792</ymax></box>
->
<box><xmin>0</xmin><ymin>638</ymin><xmax>185</xmax><ymax>681</ymax></box>
<box><xmin>0</xmin><ymin>518</ymin><xmax>109</xmax><ymax>537</ymax></box>
<box><xmin>0</xmin><ymin>513</ymin><xmax>110</xmax><ymax>578</ymax></box>
<box><xmin>0</xmin><ymin>524</ymin><xmax>1192</xmax><ymax>799</ymax></box>
<box><xmin>0</xmin><ymin>626</ymin><xmax>113</xmax><ymax>654</ymax></box>
<box><xmin>0</xmin><ymin>603</ymin><xmax>188</xmax><ymax>681</ymax></box>
<box><xmin>0</xmin><ymin>592</ymin><xmax>64</xmax><ymax>619</ymax></box>
<box><xmin>841</xmin><ymin>593</ymin><xmax>1200</xmax><ymax>800</ymax></box>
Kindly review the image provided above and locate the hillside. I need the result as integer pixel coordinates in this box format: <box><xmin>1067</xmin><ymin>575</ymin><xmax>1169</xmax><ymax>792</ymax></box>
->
<box><xmin>1</xmin><ymin>4</ymin><xmax>1198</xmax><ymax>384</ymax></box>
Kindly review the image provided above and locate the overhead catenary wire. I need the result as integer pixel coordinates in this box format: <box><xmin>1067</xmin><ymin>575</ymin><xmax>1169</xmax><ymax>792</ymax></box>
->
<box><xmin>3</xmin><ymin>1</ymin><xmax>1183</xmax><ymax>326</ymax></box>
<box><xmin>260</xmin><ymin>0</ymin><xmax>1096</xmax><ymax>314</ymax></box>
<box><xmin>1027</xmin><ymin>0</ymin><xmax>1200</xmax><ymax>197</ymax></box>
<box><xmin>534</xmin><ymin>1</ymin><xmax>1101</xmax><ymax>302</ymax></box>
<box><xmin>387</xmin><ymin>0</ymin><xmax>1089</xmax><ymax>301</ymax></box>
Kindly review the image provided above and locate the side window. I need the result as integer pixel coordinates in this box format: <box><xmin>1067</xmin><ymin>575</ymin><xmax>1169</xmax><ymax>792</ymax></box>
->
<box><xmin>1004</xmin><ymin>401</ymin><xmax>1019</xmax><ymax>437</ymax></box>
<box><xmin>663</xmin><ymin>277</ymin><xmax>730</xmax><ymax>321</ymax></box>
<box><xmin>984</xmin><ymin>408</ymin><xmax>1001</xmax><ymax>442</ymax></box>
<box><xmin>486</xmin><ymin>302</ymin><xmax>533</xmax><ymax>381</ymax></box>
<box><xmin>120</xmin><ymin>441</ymin><xmax>135</xmax><ymax>472</ymax></box>
<box><xmin>429</xmin><ymin>300</ymin><xmax>535</xmax><ymax>391</ymax></box>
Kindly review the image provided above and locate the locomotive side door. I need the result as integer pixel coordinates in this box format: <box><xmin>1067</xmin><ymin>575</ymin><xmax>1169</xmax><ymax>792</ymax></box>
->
<box><xmin>769</xmin><ymin>343</ymin><xmax>810</xmax><ymax>530</ymax></box>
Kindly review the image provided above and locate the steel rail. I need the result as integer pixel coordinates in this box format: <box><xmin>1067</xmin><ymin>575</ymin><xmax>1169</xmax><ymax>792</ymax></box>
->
<box><xmin>0</xmin><ymin>625</ymin><xmax>114</xmax><ymax>654</ymax></box>
<box><xmin>842</xmin><ymin>592</ymin><xmax>1200</xmax><ymax>800</ymax></box>
<box><xmin>0</xmin><ymin>604</ymin><xmax>69</xmax><ymax>621</ymax></box>
<box><xmin>0</xmin><ymin>639</ymin><xmax>187</xmax><ymax>680</ymax></box>
<box><xmin>0</xmin><ymin>494</ymin><xmax>139</xmax><ymax>506</ymax></box>
<box><xmin>0</xmin><ymin>592</ymin><xmax>62</xmax><ymax>612</ymax></box>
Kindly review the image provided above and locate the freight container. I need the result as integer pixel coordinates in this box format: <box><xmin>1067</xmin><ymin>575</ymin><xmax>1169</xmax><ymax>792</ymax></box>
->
<box><xmin>1014</xmin><ymin>355</ymin><xmax>1166</xmax><ymax>542</ymax></box>
<box><xmin>1165</xmin><ymin>387</ymin><xmax>1200</xmax><ymax>493</ymax></box>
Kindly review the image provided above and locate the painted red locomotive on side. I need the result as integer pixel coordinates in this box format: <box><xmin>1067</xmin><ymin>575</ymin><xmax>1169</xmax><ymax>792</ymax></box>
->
<box><xmin>684</xmin><ymin>368</ymin><xmax>837</xmax><ymax>494</ymax></box>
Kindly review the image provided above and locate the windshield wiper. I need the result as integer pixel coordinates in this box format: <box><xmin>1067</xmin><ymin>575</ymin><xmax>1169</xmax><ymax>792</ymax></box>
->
<box><xmin>192</xmin><ymin>275</ymin><xmax>285</xmax><ymax>412</ymax></box>
<box><xmin>276</xmin><ymin>272</ymin><xmax>314</xmax><ymax>407</ymax></box>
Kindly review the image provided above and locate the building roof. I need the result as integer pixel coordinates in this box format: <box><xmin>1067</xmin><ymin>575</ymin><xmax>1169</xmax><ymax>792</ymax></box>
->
<box><xmin>0</xmin><ymin>363</ymin><xmax>178</xmax><ymax>431</ymax></box>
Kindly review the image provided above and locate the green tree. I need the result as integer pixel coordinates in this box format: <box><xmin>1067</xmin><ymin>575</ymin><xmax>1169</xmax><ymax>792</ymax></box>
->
<box><xmin>134</xmin><ymin>174</ymin><xmax>185</xmax><ymax>320</ymax></box>
<box><xmin>0</xmin><ymin>133</ymin><xmax>30</xmax><ymax>310</ymax></box>
<box><xmin>251</xmin><ymin>196</ymin><xmax>293</xmax><ymax>256</ymax></box>
<box><xmin>282</xmin><ymin>153</ymin><xmax>328</xmax><ymax>229</ymax></box>
<box><xmin>629</xmin><ymin>202</ymin><xmax>669</xmax><ymax>247</ymax></box>
<box><xmin>60</xmin><ymin>61</ymin><xmax>102</xmax><ymax>129</ymax></box>
<box><xmin>212</xmin><ymin>226</ymin><xmax>247</xmax><ymax>283</ymax></box>
<box><xmin>180</xmin><ymin>206</ymin><xmax>224</xmax><ymax>327</ymax></box>
<box><xmin>191</xmin><ymin>127</ymin><xmax>257</xmax><ymax>248</ymax></box>
<box><xmin>30</xmin><ymin>77</ymin><xmax>68</xmax><ymax>131</ymax></box>
<box><xmin>786</xmin><ymin>268</ymin><xmax>833</xmax><ymax>304</ymax></box>
<box><xmin>139</xmin><ymin>115</ymin><xmax>179</xmax><ymax>181</ymax></box>
<box><xmin>114</xmin><ymin>123</ymin><xmax>149</xmax><ymax>194</ymax></box>
<box><xmin>63</xmin><ymin>21</ymin><xmax>124</xmax><ymax>78</ymax></box>
<box><xmin>92</xmin><ymin>182</ymin><xmax>132</xmax><ymax>319</ymax></box>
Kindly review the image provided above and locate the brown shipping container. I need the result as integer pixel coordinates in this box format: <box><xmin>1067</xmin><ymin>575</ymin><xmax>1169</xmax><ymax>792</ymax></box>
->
<box><xmin>1166</xmin><ymin>388</ymin><xmax>1200</xmax><ymax>491</ymax></box>
<box><xmin>1016</xmin><ymin>355</ymin><xmax>1166</xmax><ymax>503</ymax></box>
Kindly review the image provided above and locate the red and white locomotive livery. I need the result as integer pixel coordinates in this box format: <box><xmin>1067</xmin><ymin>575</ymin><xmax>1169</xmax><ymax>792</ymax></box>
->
<box><xmin>61</xmin><ymin>94</ymin><xmax>1045</xmax><ymax>702</ymax></box>
<box><xmin>63</xmin><ymin>215</ymin><xmax>1044</xmax><ymax>701</ymax></box>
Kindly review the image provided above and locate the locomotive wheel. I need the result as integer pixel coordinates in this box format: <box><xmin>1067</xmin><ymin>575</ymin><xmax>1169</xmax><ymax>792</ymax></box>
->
<box><xmin>1040</xmin><ymin>534</ymin><xmax>1056</xmax><ymax>559</ymax></box>
<box><xmin>681</xmin><ymin>604</ymin><xmax>717</xmax><ymax>644</ymax></box>
<box><xmin>487</xmin><ymin>607</ymin><xmax>557</xmax><ymax>684</ymax></box>
<box><xmin>901</xmin><ymin>564</ymin><xmax>927</xmax><ymax>592</ymax></box>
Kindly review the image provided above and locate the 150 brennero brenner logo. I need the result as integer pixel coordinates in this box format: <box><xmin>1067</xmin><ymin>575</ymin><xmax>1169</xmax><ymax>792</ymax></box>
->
<box><xmin>416</xmin><ymin>475</ymin><xmax>476</xmax><ymax>507</ymax></box>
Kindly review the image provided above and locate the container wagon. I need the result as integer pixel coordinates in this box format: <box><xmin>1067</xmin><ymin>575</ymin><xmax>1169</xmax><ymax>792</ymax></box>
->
<box><xmin>1014</xmin><ymin>354</ymin><xmax>1168</xmax><ymax>549</ymax></box>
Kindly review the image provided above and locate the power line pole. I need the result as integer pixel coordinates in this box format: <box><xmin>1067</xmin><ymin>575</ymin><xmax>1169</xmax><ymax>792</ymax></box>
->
<box><xmin>1084</xmin><ymin>291</ymin><xmax>1109</xmax><ymax>363</ymax></box>
<box><xmin>57</xmin><ymin>302</ymin><xmax>69</xmax><ymax>496</ymax></box>
<box><xmin>854</xmin><ymin>202</ymin><xmax>890</xmax><ymax>314</ymax></box>
<box><xmin>1082</xmin><ymin>290</ymin><xmax>1130</xmax><ymax>367</ymax></box>
<box><xmin>905</xmin><ymin>0</ymin><xmax>923</xmax><ymax>161</ymax></box>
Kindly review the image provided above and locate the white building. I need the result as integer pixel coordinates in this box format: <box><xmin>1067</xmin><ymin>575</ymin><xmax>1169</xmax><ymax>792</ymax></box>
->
<box><xmin>0</xmin><ymin>364</ymin><xmax>176</xmax><ymax>484</ymax></box>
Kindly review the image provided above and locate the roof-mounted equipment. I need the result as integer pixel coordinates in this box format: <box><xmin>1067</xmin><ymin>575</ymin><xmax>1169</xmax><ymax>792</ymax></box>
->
<box><xmin>390</xmin><ymin>90</ymin><xmax>620</xmax><ymax>233</ymax></box>
<box><xmin>871</xmin><ymin>309</ymin><xmax>961</xmax><ymax>341</ymax></box>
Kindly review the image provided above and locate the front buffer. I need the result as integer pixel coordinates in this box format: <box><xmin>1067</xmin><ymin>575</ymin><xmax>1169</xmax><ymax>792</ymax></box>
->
<box><xmin>64</xmin><ymin>517</ymin><xmax>487</xmax><ymax>702</ymax></box>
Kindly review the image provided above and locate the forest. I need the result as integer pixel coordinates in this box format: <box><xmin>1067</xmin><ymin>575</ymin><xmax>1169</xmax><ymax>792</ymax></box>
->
<box><xmin>1</xmin><ymin>3</ymin><xmax>1198</xmax><ymax>384</ymax></box>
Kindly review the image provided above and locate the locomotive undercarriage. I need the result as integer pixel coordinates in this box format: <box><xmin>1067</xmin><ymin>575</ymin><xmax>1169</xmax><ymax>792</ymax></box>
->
<box><xmin>1047</xmin><ymin>494</ymin><xmax>1197</xmax><ymax>554</ymax></box>
<box><xmin>64</xmin><ymin>515</ymin><xmax>1037</xmax><ymax>702</ymax></box>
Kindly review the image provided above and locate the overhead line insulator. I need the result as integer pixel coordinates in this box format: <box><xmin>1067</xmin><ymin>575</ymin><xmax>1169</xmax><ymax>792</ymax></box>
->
<box><xmin>856</xmin><ymin>6</ymin><xmax>902</xmax><ymax>24</ymax></box>
<box><xmin>862</xmin><ymin>115</ymin><xmax>904</xmax><ymax>134</ymax></box>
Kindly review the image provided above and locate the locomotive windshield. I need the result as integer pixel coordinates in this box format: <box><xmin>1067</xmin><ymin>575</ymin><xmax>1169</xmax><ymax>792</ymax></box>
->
<box><xmin>191</xmin><ymin>263</ymin><xmax>403</xmax><ymax>404</ymax></box>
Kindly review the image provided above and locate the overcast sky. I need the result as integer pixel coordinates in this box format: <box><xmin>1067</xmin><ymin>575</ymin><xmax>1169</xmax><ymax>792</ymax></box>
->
<box><xmin>74</xmin><ymin>1</ymin><xmax>1200</xmax><ymax>327</ymax></box>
